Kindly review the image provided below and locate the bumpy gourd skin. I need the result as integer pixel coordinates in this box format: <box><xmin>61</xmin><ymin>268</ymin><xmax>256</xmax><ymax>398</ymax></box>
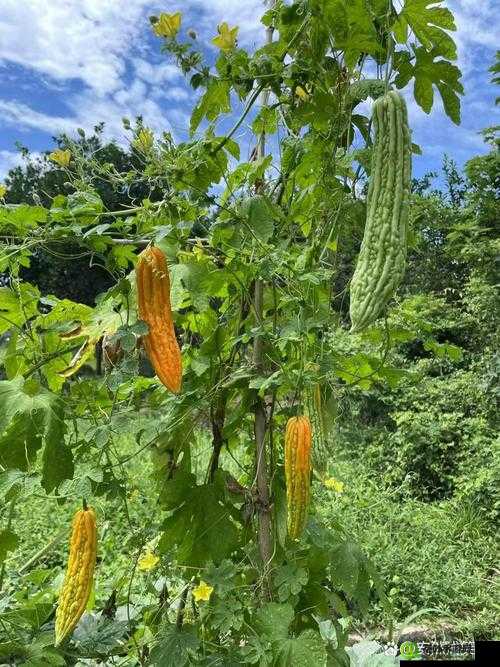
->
<box><xmin>285</xmin><ymin>416</ymin><xmax>312</xmax><ymax>539</ymax></box>
<box><xmin>55</xmin><ymin>507</ymin><xmax>97</xmax><ymax>646</ymax></box>
<box><xmin>308</xmin><ymin>385</ymin><xmax>328</xmax><ymax>476</ymax></box>
<box><xmin>136</xmin><ymin>246</ymin><xmax>182</xmax><ymax>393</ymax></box>
<box><xmin>350</xmin><ymin>90</ymin><xmax>411</xmax><ymax>333</ymax></box>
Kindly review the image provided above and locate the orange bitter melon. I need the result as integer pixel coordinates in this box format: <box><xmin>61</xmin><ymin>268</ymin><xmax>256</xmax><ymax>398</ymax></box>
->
<box><xmin>55</xmin><ymin>506</ymin><xmax>97</xmax><ymax>645</ymax></box>
<box><xmin>285</xmin><ymin>416</ymin><xmax>312</xmax><ymax>539</ymax></box>
<box><xmin>136</xmin><ymin>246</ymin><xmax>182</xmax><ymax>393</ymax></box>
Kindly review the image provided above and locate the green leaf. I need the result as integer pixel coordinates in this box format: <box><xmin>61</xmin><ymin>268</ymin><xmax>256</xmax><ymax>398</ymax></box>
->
<box><xmin>241</xmin><ymin>195</ymin><xmax>276</xmax><ymax>243</ymax></box>
<box><xmin>72</xmin><ymin>616</ymin><xmax>129</xmax><ymax>655</ymax></box>
<box><xmin>0</xmin><ymin>469</ymin><xmax>26</xmax><ymax>500</ymax></box>
<box><xmin>41</xmin><ymin>397</ymin><xmax>72</xmax><ymax>492</ymax></box>
<box><xmin>395</xmin><ymin>47</ymin><xmax>463</xmax><ymax>124</ymax></box>
<box><xmin>0</xmin><ymin>378</ymin><xmax>73</xmax><ymax>490</ymax></box>
<box><xmin>274</xmin><ymin>563</ymin><xmax>309</xmax><ymax>602</ymax></box>
<box><xmin>330</xmin><ymin>540</ymin><xmax>363</xmax><ymax>597</ymax></box>
<box><xmin>0</xmin><ymin>204</ymin><xmax>47</xmax><ymax>235</ymax></box>
<box><xmin>252</xmin><ymin>107</ymin><xmax>278</xmax><ymax>135</ymax></box>
<box><xmin>66</xmin><ymin>190</ymin><xmax>104</xmax><ymax>217</ymax></box>
<box><xmin>276</xmin><ymin>630</ymin><xmax>327</xmax><ymax>667</ymax></box>
<box><xmin>255</xmin><ymin>602</ymin><xmax>294</xmax><ymax>640</ymax></box>
<box><xmin>327</xmin><ymin>0</ymin><xmax>384</xmax><ymax>69</ymax></box>
<box><xmin>0</xmin><ymin>528</ymin><xmax>19</xmax><ymax>564</ymax></box>
<box><xmin>190</xmin><ymin>78</ymin><xmax>231</xmax><ymax>134</ymax></box>
<box><xmin>149</xmin><ymin>624</ymin><xmax>200</xmax><ymax>667</ymax></box>
<box><xmin>414</xmin><ymin>73</ymin><xmax>434</xmax><ymax>113</ymax></box>
<box><xmin>423</xmin><ymin>339</ymin><xmax>463</xmax><ymax>361</ymax></box>
<box><xmin>159</xmin><ymin>472</ymin><xmax>239</xmax><ymax>566</ymax></box>
<box><xmin>209</xmin><ymin>595</ymin><xmax>244</xmax><ymax>633</ymax></box>
<box><xmin>204</xmin><ymin>559</ymin><xmax>238</xmax><ymax>597</ymax></box>
<box><xmin>399</xmin><ymin>0</ymin><xmax>457</xmax><ymax>58</ymax></box>
<box><xmin>0</xmin><ymin>282</ymin><xmax>40</xmax><ymax>335</ymax></box>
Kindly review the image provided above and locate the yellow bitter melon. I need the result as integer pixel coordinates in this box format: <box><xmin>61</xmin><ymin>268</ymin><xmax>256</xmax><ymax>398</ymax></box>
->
<box><xmin>285</xmin><ymin>416</ymin><xmax>312</xmax><ymax>539</ymax></box>
<box><xmin>350</xmin><ymin>90</ymin><xmax>411</xmax><ymax>333</ymax></box>
<box><xmin>55</xmin><ymin>506</ymin><xmax>97</xmax><ymax>645</ymax></box>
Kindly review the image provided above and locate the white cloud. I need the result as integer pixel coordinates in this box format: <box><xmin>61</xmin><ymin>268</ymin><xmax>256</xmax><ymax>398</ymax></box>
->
<box><xmin>0</xmin><ymin>0</ymin><xmax>152</xmax><ymax>94</ymax></box>
<box><xmin>0</xmin><ymin>149</ymin><xmax>38</xmax><ymax>180</ymax></box>
<box><xmin>0</xmin><ymin>100</ymin><xmax>76</xmax><ymax>135</ymax></box>
<box><xmin>132</xmin><ymin>58</ymin><xmax>182</xmax><ymax>86</ymax></box>
<box><xmin>0</xmin><ymin>0</ymin><xmax>268</xmax><ymax>145</ymax></box>
<box><xmin>0</xmin><ymin>1</ymin><xmax>266</xmax><ymax>94</ymax></box>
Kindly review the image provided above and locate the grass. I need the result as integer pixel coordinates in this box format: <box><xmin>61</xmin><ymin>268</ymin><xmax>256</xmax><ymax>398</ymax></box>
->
<box><xmin>315</xmin><ymin>456</ymin><xmax>499</xmax><ymax>639</ymax></box>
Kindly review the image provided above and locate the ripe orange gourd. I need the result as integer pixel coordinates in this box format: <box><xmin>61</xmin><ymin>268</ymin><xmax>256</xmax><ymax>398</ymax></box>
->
<box><xmin>284</xmin><ymin>416</ymin><xmax>312</xmax><ymax>539</ymax></box>
<box><xmin>136</xmin><ymin>246</ymin><xmax>182</xmax><ymax>393</ymax></box>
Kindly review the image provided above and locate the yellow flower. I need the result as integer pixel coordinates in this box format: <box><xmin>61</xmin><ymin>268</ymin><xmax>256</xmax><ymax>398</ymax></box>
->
<box><xmin>133</xmin><ymin>128</ymin><xmax>154</xmax><ymax>153</ymax></box>
<box><xmin>153</xmin><ymin>12</ymin><xmax>182</xmax><ymax>38</ymax></box>
<box><xmin>49</xmin><ymin>149</ymin><xmax>71</xmax><ymax>168</ymax></box>
<box><xmin>324</xmin><ymin>477</ymin><xmax>344</xmax><ymax>493</ymax></box>
<box><xmin>0</xmin><ymin>184</ymin><xmax>6</xmax><ymax>198</ymax></box>
<box><xmin>192</xmin><ymin>580</ymin><xmax>214</xmax><ymax>602</ymax></box>
<box><xmin>295</xmin><ymin>85</ymin><xmax>309</xmax><ymax>101</ymax></box>
<box><xmin>138</xmin><ymin>550</ymin><xmax>160</xmax><ymax>571</ymax></box>
<box><xmin>212</xmin><ymin>22</ymin><xmax>239</xmax><ymax>51</ymax></box>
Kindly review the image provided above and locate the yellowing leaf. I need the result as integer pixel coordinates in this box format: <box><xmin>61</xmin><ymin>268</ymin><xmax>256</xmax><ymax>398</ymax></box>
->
<box><xmin>58</xmin><ymin>301</ymin><xmax>121</xmax><ymax>378</ymax></box>
<box><xmin>0</xmin><ymin>185</ymin><xmax>6</xmax><ymax>198</ymax></box>
<box><xmin>295</xmin><ymin>85</ymin><xmax>309</xmax><ymax>101</ymax></box>
<box><xmin>193</xmin><ymin>580</ymin><xmax>214</xmax><ymax>602</ymax></box>
<box><xmin>324</xmin><ymin>478</ymin><xmax>344</xmax><ymax>493</ymax></box>
<box><xmin>154</xmin><ymin>12</ymin><xmax>182</xmax><ymax>38</ymax></box>
<box><xmin>138</xmin><ymin>551</ymin><xmax>160</xmax><ymax>571</ymax></box>
<box><xmin>212</xmin><ymin>22</ymin><xmax>239</xmax><ymax>51</ymax></box>
<box><xmin>49</xmin><ymin>149</ymin><xmax>71</xmax><ymax>168</ymax></box>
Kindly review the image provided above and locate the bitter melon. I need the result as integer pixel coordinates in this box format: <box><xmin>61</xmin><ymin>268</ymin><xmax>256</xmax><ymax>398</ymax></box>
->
<box><xmin>350</xmin><ymin>90</ymin><xmax>411</xmax><ymax>333</ymax></box>
<box><xmin>55</xmin><ymin>506</ymin><xmax>97</xmax><ymax>645</ymax></box>
<box><xmin>285</xmin><ymin>416</ymin><xmax>312</xmax><ymax>539</ymax></box>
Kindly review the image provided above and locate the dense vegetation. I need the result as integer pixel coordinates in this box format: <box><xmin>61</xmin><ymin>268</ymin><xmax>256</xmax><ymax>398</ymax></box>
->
<box><xmin>0</xmin><ymin>2</ymin><xmax>498</xmax><ymax>665</ymax></box>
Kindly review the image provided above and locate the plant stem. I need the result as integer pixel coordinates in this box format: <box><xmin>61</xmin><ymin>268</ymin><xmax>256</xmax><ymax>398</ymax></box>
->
<box><xmin>18</xmin><ymin>527</ymin><xmax>66</xmax><ymax>574</ymax></box>
<box><xmin>253</xmin><ymin>1</ymin><xmax>276</xmax><ymax>597</ymax></box>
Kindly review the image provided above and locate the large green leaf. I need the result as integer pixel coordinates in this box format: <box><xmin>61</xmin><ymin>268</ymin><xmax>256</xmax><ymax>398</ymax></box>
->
<box><xmin>240</xmin><ymin>195</ymin><xmax>276</xmax><ymax>243</ymax></box>
<box><xmin>394</xmin><ymin>47</ymin><xmax>463</xmax><ymax>124</ymax></box>
<box><xmin>159</xmin><ymin>471</ymin><xmax>239</xmax><ymax>566</ymax></box>
<box><xmin>190</xmin><ymin>78</ymin><xmax>231</xmax><ymax>134</ymax></box>
<box><xmin>0</xmin><ymin>377</ymin><xmax>72</xmax><ymax>490</ymax></box>
<box><xmin>276</xmin><ymin>630</ymin><xmax>328</xmax><ymax>667</ymax></box>
<box><xmin>396</xmin><ymin>0</ymin><xmax>457</xmax><ymax>59</ymax></box>
<box><xmin>0</xmin><ymin>528</ymin><xmax>19</xmax><ymax>564</ymax></box>
<box><xmin>0</xmin><ymin>205</ymin><xmax>47</xmax><ymax>235</ymax></box>
<box><xmin>0</xmin><ymin>283</ymin><xmax>40</xmax><ymax>335</ymax></box>
<box><xmin>149</xmin><ymin>624</ymin><xmax>200</xmax><ymax>667</ymax></box>
<box><xmin>255</xmin><ymin>602</ymin><xmax>294</xmax><ymax>640</ymax></box>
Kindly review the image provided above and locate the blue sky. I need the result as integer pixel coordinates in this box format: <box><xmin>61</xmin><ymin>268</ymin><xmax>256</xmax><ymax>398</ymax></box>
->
<box><xmin>0</xmin><ymin>1</ymin><xmax>498</xmax><ymax>183</ymax></box>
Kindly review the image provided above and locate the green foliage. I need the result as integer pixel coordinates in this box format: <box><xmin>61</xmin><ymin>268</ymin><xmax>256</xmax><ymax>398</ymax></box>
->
<box><xmin>338</xmin><ymin>154</ymin><xmax>499</xmax><ymax>522</ymax></box>
<box><xmin>0</xmin><ymin>0</ymin><xmax>491</xmax><ymax>662</ymax></box>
